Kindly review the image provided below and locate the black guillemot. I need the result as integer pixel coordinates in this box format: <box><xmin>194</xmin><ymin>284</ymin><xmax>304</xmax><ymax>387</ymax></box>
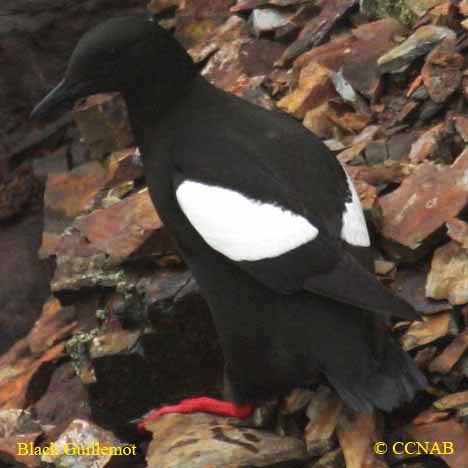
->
<box><xmin>31</xmin><ymin>15</ymin><xmax>427</xmax><ymax>430</ymax></box>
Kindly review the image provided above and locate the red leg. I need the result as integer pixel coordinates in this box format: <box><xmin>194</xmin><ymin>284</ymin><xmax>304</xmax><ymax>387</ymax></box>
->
<box><xmin>137</xmin><ymin>397</ymin><xmax>254</xmax><ymax>433</ymax></box>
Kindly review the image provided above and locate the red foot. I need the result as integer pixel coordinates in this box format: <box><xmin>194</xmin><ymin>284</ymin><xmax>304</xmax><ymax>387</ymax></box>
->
<box><xmin>137</xmin><ymin>397</ymin><xmax>254</xmax><ymax>433</ymax></box>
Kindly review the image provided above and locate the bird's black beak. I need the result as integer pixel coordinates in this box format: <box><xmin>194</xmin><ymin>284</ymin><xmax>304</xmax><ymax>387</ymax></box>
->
<box><xmin>30</xmin><ymin>79</ymin><xmax>87</xmax><ymax>120</ymax></box>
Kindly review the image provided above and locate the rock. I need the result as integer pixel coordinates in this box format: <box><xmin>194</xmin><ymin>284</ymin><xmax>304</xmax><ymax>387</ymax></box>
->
<box><xmin>303</xmin><ymin>102</ymin><xmax>339</xmax><ymax>139</ymax></box>
<box><xmin>295</xmin><ymin>19</ymin><xmax>406</xmax><ymax>100</ymax></box>
<box><xmin>463</xmin><ymin>70</ymin><xmax>468</xmax><ymax>100</ymax></box>
<box><xmin>251</xmin><ymin>8</ymin><xmax>291</xmax><ymax>35</ymax></box>
<box><xmin>42</xmin><ymin>418</ymin><xmax>133</xmax><ymax>467</ymax></box>
<box><xmin>148</xmin><ymin>0</ymin><xmax>181</xmax><ymax>14</ymax></box>
<box><xmin>460</xmin><ymin>0</ymin><xmax>468</xmax><ymax>16</ymax></box>
<box><xmin>429</xmin><ymin>329</ymin><xmax>468</xmax><ymax>374</ymax></box>
<box><xmin>144</xmin><ymin>413</ymin><xmax>308</xmax><ymax>467</ymax></box>
<box><xmin>446</xmin><ymin>218</ymin><xmax>468</xmax><ymax>248</ymax></box>
<box><xmin>429</xmin><ymin>2</ymin><xmax>459</xmax><ymax>28</ymax></box>
<box><xmin>282</xmin><ymin>388</ymin><xmax>314</xmax><ymax>415</ymax></box>
<box><xmin>39</xmin><ymin>160</ymin><xmax>111</xmax><ymax>258</ymax></box>
<box><xmin>360</xmin><ymin>0</ymin><xmax>417</xmax><ymax>26</ymax></box>
<box><xmin>277</xmin><ymin>62</ymin><xmax>336</xmax><ymax>118</ymax></box>
<box><xmin>175</xmin><ymin>0</ymin><xmax>233</xmax><ymax>50</ymax></box>
<box><xmin>421</xmin><ymin>39</ymin><xmax>463</xmax><ymax>103</ymax></box>
<box><xmin>374</xmin><ymin>259</ymin><xmax>396</xmax><ymax>275</ymax></box>
<box><xmin>400</xmin><ymin>311</ymin><xmax>456</xmax><ymax>351</ymax></box>
<box><xmin>336</xmin><ymin>409</ymin><xmax>388</xmax><ymax>468</ymax></box>
<box><xmin>199</xmin><ymin>18</ymin><xmax>283</xmax><ymax>109</ymax></box>
<box><xmin>406</xmin><ymin>0</ymin><xmax>448</xmax><ymax>17</ymax></box>
<box><xmin>434</xmin><ymin>390</ymin><xmax>468</xmax><ymax>410</ymax></box>
<box><xmin>33</xmin><ymin>361</ymin><xmax>91</xmax><ymax>427</ymax></box>
<box><xmin>426</xmin><ymin>241</ymin><xmax>468</xmax><ymax>305</ymax></box>
<box><xmin>380</xmin><ymin>147</ymin><xmax>468</xmax><ymax>262</ymax></box>
<box><xmin>0</xmin><ymin>410</ymin><xmax>43</xmax><ymax>467</ymax></box>
<box><xmin>328</xmin><ymin>111</ymin><xmax>370</xmax><ymax>134</ymax></box>
<box><xmin>0</xmin><ymin>164</ymin><xmax>37</xmax><ymax>221</ymax></box>
<box><xmin>0</xmin><ymin>297</ymin><xmax>77</xmax><ymax>409</ymax></box>
<box><xmin>408</xmin><ymin>123</ymin><xmax>445</xmax><ymax>163</ymax></box>
<box><xmin>392</xmin><ymin>264</ymin><xmax>452</xmax><ymax>315</ymax></box>
<box><xmin>305</xmin><ymin>386</ymin><xmax>342</xmax><ymax>456</ymax></box>
<box><xmin>73</xmin><ymin>93</ymin><xmax>133</xmax><ymax>160</ymax></box>
<box><xmin>277</xmin><ymin>0</ymin><xmax>358</xmax><ymax>66</ymax></box>
<box><xmin>308</xmin><ymin>448</ymin><xmax>346</xmax><ymax>468</ymax></box>
<box><xmin>454</xmin><ymin>116</ymin><xmax>468</xmax><ymax>143</ymax></box>
<box><xmin>377</xmin><ymin>25</ymin><xmax>456</xmax><ymax>73</ymax></box>
<box><xmin>73</xmin><ymin>188</ymin><xmax>163</xmax><ymax>261</ymax></box>
<box><xmin>412</xmin><ymin>407</ymin><xmax>450</xmax><ymax>425</ymax></box>
<box><xmin>403</xmin><ymin>419</ymin><xmax>468</xmax><ymax>468</ymax></box>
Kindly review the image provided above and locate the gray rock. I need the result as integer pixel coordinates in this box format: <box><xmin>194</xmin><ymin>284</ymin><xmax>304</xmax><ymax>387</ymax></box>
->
<box><xmin>377</xmin><ymin>25</ymin><xmax>456</xmax><ymax>73</ymax></box>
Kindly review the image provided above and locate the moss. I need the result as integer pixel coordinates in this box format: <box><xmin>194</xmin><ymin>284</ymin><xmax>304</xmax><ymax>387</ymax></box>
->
<box><xmin>361</xmin><ymin>0</ymin><xmax>417</xmax><ymax>26</ymax></box>
<box><xmin>65</xmin><ymin>330</ymin><xmax>98</xmax><ymax>377</ymax></box>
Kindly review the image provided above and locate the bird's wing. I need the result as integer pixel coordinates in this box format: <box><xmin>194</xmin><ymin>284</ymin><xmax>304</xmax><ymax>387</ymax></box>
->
<box><xmin>172</xmin><ymin>100</ymin><xmax>418</xmax><ymax>321</ymax></box>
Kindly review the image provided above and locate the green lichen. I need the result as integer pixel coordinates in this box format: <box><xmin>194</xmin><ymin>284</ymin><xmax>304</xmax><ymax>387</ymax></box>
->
<box><xmin>65</xmin><ymin>330</ymin><xmax>98</xmax><ymax>376</ymax></box>
<box><xmin>361</xmin><ymin>0</ymin><xmax>417</xmax><ymax>26</ymax></box>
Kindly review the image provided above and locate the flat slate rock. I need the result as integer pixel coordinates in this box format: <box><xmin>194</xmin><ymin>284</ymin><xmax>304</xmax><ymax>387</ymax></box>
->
<box><xmin>144</xmin><ymin>413</ymin><xmax>307</xmax><ymax>468</ymax></box>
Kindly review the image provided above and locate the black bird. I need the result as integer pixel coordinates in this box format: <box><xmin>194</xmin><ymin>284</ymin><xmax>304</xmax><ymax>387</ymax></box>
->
<box><xmin>31</xmin><ymin>15</ymin><xmax>427</xmax><ymax>428</ymax></box>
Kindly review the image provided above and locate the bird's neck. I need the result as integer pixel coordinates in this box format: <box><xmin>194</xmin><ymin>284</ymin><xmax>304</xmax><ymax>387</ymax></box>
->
<box><xmin>124</xmin><ymin>60</ymin><xmax>197</xmax><ymax>134</ymax></box>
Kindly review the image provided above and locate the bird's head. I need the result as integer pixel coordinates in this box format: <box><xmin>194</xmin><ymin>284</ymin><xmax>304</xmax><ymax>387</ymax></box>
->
<box><xmin>31</xmin><ymin>15</ymin><xmax>193</xmax><ymax>120</ymax></box>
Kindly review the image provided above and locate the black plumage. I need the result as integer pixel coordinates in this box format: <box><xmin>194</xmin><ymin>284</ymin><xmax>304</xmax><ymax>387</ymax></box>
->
<box><xmin>31</xmin><ymin>15</ymin><xmax>427</xmax><ymax>413</ymax></box>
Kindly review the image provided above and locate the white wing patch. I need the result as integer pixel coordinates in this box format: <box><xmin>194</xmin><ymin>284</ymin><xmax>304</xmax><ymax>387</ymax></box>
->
<box><xmin>341</xmin><ymin>170</ymin><xmax>370</xmax><ymax>247</ymax></box>
<box><xmin>176</xmin><ymin>180</ymin><xmax>319</xmax><ymax>261</ymax></box>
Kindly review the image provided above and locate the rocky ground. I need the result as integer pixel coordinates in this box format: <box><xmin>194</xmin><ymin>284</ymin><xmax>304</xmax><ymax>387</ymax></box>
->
<box><xmin>0</xmin><ymin>0</ymin><xmax>467</xmax><ymax>467</ymax></box>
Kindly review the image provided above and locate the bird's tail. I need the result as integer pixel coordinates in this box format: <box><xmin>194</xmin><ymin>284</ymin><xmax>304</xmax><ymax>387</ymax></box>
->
<box><xmin>326</xmin><ymin>326</ymin><xmax>427</xmax><ymax>413</ymax></box>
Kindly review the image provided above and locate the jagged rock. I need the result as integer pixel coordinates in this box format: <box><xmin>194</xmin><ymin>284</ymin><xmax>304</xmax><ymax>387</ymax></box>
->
<box><xmin>73</xmin><ymin>93</ymin><xmax>133</xmax><ymax>160</ymax></box>
<box><xmin>400</xmin><ymin>312</ymin><xmax>457</xmax><ymax>351</ymax></box>
<box><xmin>374</xmin><ymin>259</ymin><xmax>396</xmax><ymax>276</ymax></box>
<box><xmin>360</xmin><ymin>0</ymin><xmax>417</xmax><ymax>25</ymax></box>
<box><xmin>392</xmin><ymin>264</ymin><xmax>452</xmax><ymax>315</ymax></box>
<box><xmin>0</xmin><ymin>409</ymin><xmax>43</xmax><ymax>467</ymax></box>
<box><xmin>0</xmin><ymin>164</ymin><xmax>37</xmax><ymax>221</ymax></box>
<box><xmin>282</xmin><ymin>388</ymin><xmax>314</xmax><ymax>415</ymax></box>
<box><xmin>231</xmin><ymin>0</ymin><xmax>306</xmax><ymax>12</ymax></box>
<box><xmin>199</xmin><ymin>17</ymin><xmax>282</xmax><ymax>109</ymax></box>
<box><xmin>380</xmin><ymin>147</ymin><xmax>468</xmax><ymax>262</ymax></box>
<box><xmin>426</xmin><ymin>241</ymin><xmax>468</xmax><ymax>305</ymax></box>
<box><xmin>303</xmin><ymin>103</ymin><xmax>339</xmax><ymax>139</ymax></box>
<box><xmin>251</xmin><ymin>8</ymin><xmax>292</xmax><ymax>35</ymax></box>
<box><xmin>421</xmin><ymin>39</ymin><xmax>464</xmax><ymax>103</ymax></box>
<box><xmin>406</xmin><ymin>0</ymin><xmax>448</xmax><ymax>16</ymax></box>
<box><xmin>308</xmin><ymin>448</ymin><xmax>346</xmax><ymax>468</ymax></box>
<box><xmin>305</xmin><ymin>386</ymin><xmax>342</xmax><ymax>456</ymax></box>
<box><xmin>278</xmin><ymin>62</ymin><xmax>336</xmax><ymax>118</ymax></box>
<box><xmin>175</xmin><ymin>0</ymin><xmax>234</xmax><ymax>49</ymax></box>
<box><xmin>0</xmin><ymin>297</ymin><xmax>77</xmax><ymax>409</ymax></box>
<box><xmin>39</xmin><ymin>160</ymin><xmax>111</xmax><ymax>258</ymax></box>
<box><xmin>73</xmin><ymin>188</ymin><xmax>163</xmax><ymax>261</ymax></box>
<box><xmin>295</xmin><ymin>19</ymin><xmax>406</xmax><ymax>100</ymax></box>
<box><xmin>446</xmin><ymin>218</ymin><xmax>468</xmax><ymax>248</ymax></box>
<box><xmin>460</xmin><ymin>0</ymin><xmax>468</xmax><ymax>15</ymax></box>
<box><xmin>336</xmin><ymin>409</ymin><xmax>388</xmax><ymax>468</ymax></box>
<box><xmin>377</xmin><ymin>25</ymin><xmax>456</xmax><ymax>73</ymax></box>
<box><xmin>147</xmin><ymin>0</ymin><xmax>181</xmax><ymax>14</ymax></box>
<box><xmin>408</xmin><ymin>123</ymin><xmax>445</xmax><ymax>163</ymax></box>
<box><xmin>42</xmin><ymin>419</ymin><xmax>132</xmax><ymax>467</ymax></box>
<box><xmin>144</xmin><ymin>413</ymin><xmax>308</xmax><ymax>467</ymax></box>
<box><xmin>454</xmin><ymin>116</ymin><xmax>468</xmax><ymax>143</ymax></box>
<box><xmin>429</xmin><ymin>329</ymin><xmax>468</xmax><ymax>374</ymax></box>
<box><xmin>434</xmin><ymin>390</ymin><xmax>468</xmax><ymax>410</ymax></box>
<box><xmin>277</xmin><ymin>0</ymin><xmax>357</xmax><ymax>66</ymax></box>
